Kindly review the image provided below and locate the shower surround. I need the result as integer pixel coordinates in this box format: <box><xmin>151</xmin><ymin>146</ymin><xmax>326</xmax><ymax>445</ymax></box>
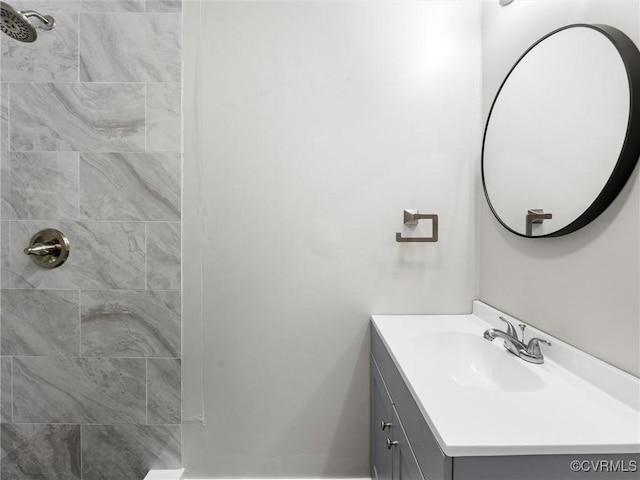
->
<box><xmin>0</xmin><ymin>1</ymin><xmax>182</xmax><ymax>479</ymax></box>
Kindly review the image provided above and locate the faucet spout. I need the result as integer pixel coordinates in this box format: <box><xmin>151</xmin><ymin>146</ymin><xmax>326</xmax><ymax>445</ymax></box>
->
<box><xmin>483</xmin><ymin>328</ymin><xmax>526</xmax><ymax>356</ymax></box>
<box><xmin>482</xmin><ymin>329</ymin><xmax>498</xmax><ymax>341</ymax></box>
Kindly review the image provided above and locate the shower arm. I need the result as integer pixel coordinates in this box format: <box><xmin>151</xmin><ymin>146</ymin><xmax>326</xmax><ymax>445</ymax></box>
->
<box><xmin>21</xmin><ymin>10</ymin><xmax>54</xmax><ymax>29</ymax></box>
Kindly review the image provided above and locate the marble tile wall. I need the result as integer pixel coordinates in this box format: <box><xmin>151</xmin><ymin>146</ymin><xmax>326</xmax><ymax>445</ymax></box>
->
<box><xmin>0</xmin><ymin>1</ymin><xmax>182</xmax><ymax>479</ymax></box>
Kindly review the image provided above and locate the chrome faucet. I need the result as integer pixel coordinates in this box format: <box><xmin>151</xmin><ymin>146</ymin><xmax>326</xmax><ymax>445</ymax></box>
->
<box><xmin>483</xmin><ymin>316</ymin><xmax>551</xmax><ymax>364</ymax></box>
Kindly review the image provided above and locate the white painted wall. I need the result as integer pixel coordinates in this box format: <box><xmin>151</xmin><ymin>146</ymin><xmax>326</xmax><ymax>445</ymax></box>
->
<box><xmin>480</xmin><ymin>0</ymin><xmax>640</xmax><ymax>376</ymax></box>
<box><xmin>182</xmin><ymin>1</ymin><xmax>481</xmax><ymax>477</ymax></box>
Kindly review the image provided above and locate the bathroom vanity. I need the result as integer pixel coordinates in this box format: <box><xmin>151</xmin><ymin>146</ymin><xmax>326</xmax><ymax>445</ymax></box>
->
<box><xmin>370</xmin><ymin>302</ymin><xmax>640</xmax><ymax>480</ymax></box>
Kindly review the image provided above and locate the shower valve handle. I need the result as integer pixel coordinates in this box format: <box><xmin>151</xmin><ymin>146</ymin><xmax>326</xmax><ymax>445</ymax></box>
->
<box><xmin>24</xmin><ymin>241</ymin><xmax>60</xmax><ymax>256</ymax></box>
<box><xmin>23</xmin><ymin>228</ymin><xmax>70</xmax><ymax>269</ymax></box>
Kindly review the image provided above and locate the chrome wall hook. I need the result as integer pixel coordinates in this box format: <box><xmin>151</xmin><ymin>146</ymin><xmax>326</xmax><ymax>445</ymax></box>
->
<box><xmin>525</xmin><ymin>209</ymin><xmax>552</xmax><ymax>236</ymax></box>
<box><xmin>395</xmin><ymin>209</ymin><xmax>438</xmax><ymax>243</ymax></box>
<box><xmin>24</xmin><ymin>228</ymin><xmax>70</xmax><ymax>268</ymax></box>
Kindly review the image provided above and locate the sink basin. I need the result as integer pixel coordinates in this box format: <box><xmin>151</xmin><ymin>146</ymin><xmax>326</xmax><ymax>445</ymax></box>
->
<box><xmin>415</xmin><ymin>332</ymin><xmax>545</xmax><ymax>391</ymax></box>
<box><xmin>372</xmin><ymin>303</ymin><xmax>640</xmax><ymax>457</ymax></box>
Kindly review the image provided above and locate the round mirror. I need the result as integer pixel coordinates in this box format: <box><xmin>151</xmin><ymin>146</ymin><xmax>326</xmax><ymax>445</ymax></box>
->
<box><xmin>482</xmin><ymin>24</ymin><xmax>640</xmax><ymax>237</ymax></box>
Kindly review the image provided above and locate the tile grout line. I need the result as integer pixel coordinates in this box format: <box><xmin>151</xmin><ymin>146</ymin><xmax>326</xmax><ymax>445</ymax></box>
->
<box><xmin>0</xmin><ymin>422</ymin><xmax>180</xmax><ymax>426</ymax></box>
<box><xmin>9</xmin><ymin>356</ymin><xmax>13</xmax><ymax>424</ymax></box>
<box><xmin>3</xmin><ymin>356</ymin><xmax>180</xmax><ymax>360</ymax></box>
<box><xmin>7</xmin><ymin>221</ymin><xmax>10</xmax><ymax>289</ymax></box>
<box><xmin>77</xmin><ymin>10</ymin><xmax>81</xmax><ymax>85</ymax></box>
<box><xmin>4</xmin><ymin>220</ymin><xmax>180</xmax><ymax>224</ymax></box>
<box><xmin>76</xmin><ymin>152</ymin><xmax>81</xmax><ymax>221</ymax></box>
<box><xmin>78</xmin><ymin>289</ymin><xmax>82</xmax><ymax>357</ymax></box>
<box><xmin>145</xmin><ymin>82</ymin><xmax>148</xmax><ymax>153</ymax></box>
<box><xmin>80</xmin><ymin>423</ymin><xmax>83</xmax><ymax>480</ymax></box>
<box><xmin>0</xmin><ymin>287</ymin><xmax>178</xmax><ymax>293</ymax></box>
<box><xmin>145</xmin><ymin>222</ymin><xmax>149</xmax><ymax>290</ymax></box>
<box><xmin>145</xmin><ymin>358</ymin><xmax>149</xmax><ymax>425</ymax></box>
<box><xmin>7</xmin><ymin>83</ymin><xmax>10</xmax><ymax>154</ymax></box>
<box><xmin>0</xmin><ymin>148</ymin><xmax>180</xmax><ymax>152</ymax></box>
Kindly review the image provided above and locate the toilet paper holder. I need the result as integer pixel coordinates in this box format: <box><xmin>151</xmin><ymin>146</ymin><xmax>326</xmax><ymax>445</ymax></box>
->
<box><xmin>395</xmin><ymin>210</ymin><xmax>438</xmax><ymax>243</ymax></box>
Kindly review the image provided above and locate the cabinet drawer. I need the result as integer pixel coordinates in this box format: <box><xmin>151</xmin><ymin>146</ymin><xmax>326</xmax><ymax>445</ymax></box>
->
<box><xmin>372</xmin><ymin>326</ymin><xmax>452</xmax><ymax>480</ymax></box>
<box><xmin>371</xmin><ymin>355</ymin><xmax>394</xmax><ymax>480</ymax></box>
<box><xmin>393</xmin><ymin>405</ymin><xmax>426</xmax><ymax>480</ymax></box>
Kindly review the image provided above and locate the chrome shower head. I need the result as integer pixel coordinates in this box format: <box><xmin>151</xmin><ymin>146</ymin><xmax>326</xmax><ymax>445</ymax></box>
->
<box><xmin>0</xmin><ymin>1</ymin><xmax>54</xmax><ymax>43</ymax></box>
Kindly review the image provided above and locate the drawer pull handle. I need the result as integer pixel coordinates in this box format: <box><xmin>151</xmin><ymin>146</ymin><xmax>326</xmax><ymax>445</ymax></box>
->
<box><xmin>380</xmin><ymin>420</ymin><xmax>392</xmax><ymax>430</ymax></box>
<box><xmin>386</xmin><ymin>438</ymin><xmax>398</xmax><ymax>449</ymax></box>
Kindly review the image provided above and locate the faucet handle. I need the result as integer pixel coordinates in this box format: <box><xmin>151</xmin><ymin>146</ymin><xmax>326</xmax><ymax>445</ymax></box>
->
<box><xmin>518</xmin><ymin>324</ymin><xmax>526</xmax><ymax>343</ymax></box>
<box><xmin>526</xmin><ymin>338</ymin><xmax>551</xmax><ymax>356</ymax></box>
<box><xmin>498</xmin><ymin>316</ymin><xmax>517</xmax><ymax>338</ymax></box>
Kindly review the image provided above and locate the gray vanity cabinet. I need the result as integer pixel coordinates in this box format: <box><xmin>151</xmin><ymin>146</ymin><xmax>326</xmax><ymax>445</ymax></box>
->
<box><xmin>391</xmin><ymin>404</ymin><xmax>425</xmax><ymax>480</ymax></box>
<box><xmin>371</xmin><ymin>324</ymin><xmax>640</xmax><ymax>480</ymax></box>
<box><xmin>371</xmin><ymin>326</ymin><xmax>453</xmax><ymax>480</ymax></box>
<box><xmin>371</xmin><ymin>354</ymin><xmax>424</xmax><ymax>480</ymax></box>
<box><xmin>371</xmin><ymin>357</ymin><xmax>394</xmax><ymax>480</ymax></box>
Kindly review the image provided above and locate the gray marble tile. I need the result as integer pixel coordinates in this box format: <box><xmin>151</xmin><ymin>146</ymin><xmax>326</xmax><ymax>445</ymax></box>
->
<box><xmin>2</xmin><ymin>152</ymin><xmax>79</xmax><ymax>220</ymax></box>
<box><xmin>147</xmin><ymin>83</ymin><xmax>181</xmax><ymax>151</ymax></box>
<box><xmin>82</xmin><ymin>0</ymin><xmax>144</xmax><ymax>12</ymax></box>
<box><xmin>1</xmin><ymin>12</ymin><xmax>79</xmax><ymax>82</ymax></box>
<box><xmin>80</xmin><ymin>13</ymin><xmax>181</xmax><ymax>82</ymax></box>
<box><xmin>1</xmin><ymin>82</ymin><xmax>8</xmax><ymax>155</ymax></box>
<box><xmin>9</xmin><ymin>83</ymin><xmax>145</xmax><ymax>152</ymax></box>
<box><xmin>1</xmin><ymin>357</ymin><xmax>11</xmax><ymax>423</ymax></box>
<box><xmin>13</xmin><ymin>357</ymin><xmax>146</xmax><ymax>423</ymax></box>
<box><xmin>146</xmin><ymin>0</ymin><xmax>181</xmax><ymax>13</ymax></box>
<box><xmin>147</xmin><ymin>358</ymin><xmax>181</xmax><ymax>424</ymax></box>
<box><xmin>10</xmin><ymin>221</ymin><xmax>145</xmax><ymax>289</ymax></box>
<box><xmin>1</xmin><ymin>222</ymin><xmax>9</xmax><ymax>289</ymax></box>
<box><xmin>79</xmin><ymin>152</ymin><xmax>180</xmax><ymax>221</ymax></box>
<box><xmin>147</xmin><ymin>222</ymin><xmax>181</xmax><ymax>290</ymax></box>
<box><xmin>1</xmin><ymin>289</ymin><xmax>80</xmax><ymax>356</ymax></box>
<box><xmin>14</xmin><ymin>1</ymin><xmax>80</xmax><ymax>12</ymax></box>
<box><xmin>81</xmin><ymin>290</ymin><xmax>180</xmax><ymax>357</ymax></box>
<box><xmin>82</xmin><ymin>424</ymin><xmax>181</xmax><ymax>480</ymax></box>
<box><xmin>1</xmin><ymin>424</ymin><xmax>81</xmax><ymax>480</ymax></box>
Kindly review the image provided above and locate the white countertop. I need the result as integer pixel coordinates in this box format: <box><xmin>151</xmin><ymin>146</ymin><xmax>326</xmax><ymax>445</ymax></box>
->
<box><xmin>371</xmin><ymin>301</ymin><xmax>640</xmax><ymax>457</ymax></box>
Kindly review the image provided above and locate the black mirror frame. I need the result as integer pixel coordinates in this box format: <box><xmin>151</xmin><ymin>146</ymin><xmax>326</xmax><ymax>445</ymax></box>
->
<box><xmin>481</xmin><ymin>24</ymin><xmax>640</xmax><ymax>238</ymax></box>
